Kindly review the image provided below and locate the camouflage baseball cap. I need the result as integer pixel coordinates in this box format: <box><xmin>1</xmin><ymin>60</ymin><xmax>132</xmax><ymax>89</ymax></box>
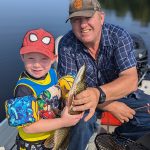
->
<box><xmin>66</xmin><ymin>0</ymin><xmax>101</xmax><ymax>22</ymax></box>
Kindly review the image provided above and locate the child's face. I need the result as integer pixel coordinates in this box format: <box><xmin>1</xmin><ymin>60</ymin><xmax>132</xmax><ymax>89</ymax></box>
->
<box><xmin>22</xmin><ymin>52</ymin><xmax>54</xmax><ymax>78</ymax></box>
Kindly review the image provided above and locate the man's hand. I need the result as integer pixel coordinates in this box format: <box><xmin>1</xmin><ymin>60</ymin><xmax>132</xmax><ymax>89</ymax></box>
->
<box><xmin>72</xmin><ymin>87</ymin><xmax>100</xmax><ymax>122</ymax></box>
<box><xmin>101</xmin><ymin>101</ymin><xmax>136</xmax><ymax>123</ymax></box>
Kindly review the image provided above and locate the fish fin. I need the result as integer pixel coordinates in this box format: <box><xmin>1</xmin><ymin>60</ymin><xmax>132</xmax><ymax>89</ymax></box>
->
<box><xmin>44</xmin><ymin>136</ymin><xmax>54</xmax><ymax>149</ymax></box>
<box><xmin>53</xmin><ymin>127</ymin><xmax>70</xmax><ymax>150</ymax></box>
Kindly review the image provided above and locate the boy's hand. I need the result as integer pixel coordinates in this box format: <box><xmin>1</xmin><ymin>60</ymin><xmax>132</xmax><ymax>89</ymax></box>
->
<box><xmin>61</xmin><ymin>106</ymin><xmax>83</xmax><ymax>127</ymax></box>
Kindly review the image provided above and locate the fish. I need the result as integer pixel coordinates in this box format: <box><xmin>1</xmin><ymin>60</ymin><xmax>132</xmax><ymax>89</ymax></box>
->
<box><xmin>68</xmin><ymin>64</ymin><xmax>86</xmax><ymax>115</ymax></box>
<box><xmin>44</xmin><ymin>64</ymin><xmax>86</xmax><ymax>150</ymax></box>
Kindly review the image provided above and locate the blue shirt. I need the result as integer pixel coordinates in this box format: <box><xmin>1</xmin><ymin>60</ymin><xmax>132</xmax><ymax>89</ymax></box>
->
<box><xmin>57</xmin><ymin>23</ymin><xmax>137</xmax><ymax>87</ymax></box>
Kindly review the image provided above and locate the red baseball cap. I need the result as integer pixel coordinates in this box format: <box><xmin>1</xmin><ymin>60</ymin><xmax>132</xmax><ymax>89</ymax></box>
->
<box><xmin>20</xmin><ymin>28</ymin><xmax>56</xmax><ymax>60</ymax></box>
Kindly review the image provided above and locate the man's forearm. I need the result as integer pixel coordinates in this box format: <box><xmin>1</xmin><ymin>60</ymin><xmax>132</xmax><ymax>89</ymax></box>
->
<box><xmin>100</xmin><ymin>67</ymin><xmax>138</xmax><ymax>102</ymax></box>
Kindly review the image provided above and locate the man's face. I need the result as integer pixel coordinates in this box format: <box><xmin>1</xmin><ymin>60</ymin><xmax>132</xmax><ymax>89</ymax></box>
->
<box><xmin>22</xmin><ymin>52</ymin><xmax>52</xmax><ymax>79</ymax></box>
<box><xmin>70</xmin><ymin>11</ymin><xmax>104</xmax><ymax>45</ymax></box>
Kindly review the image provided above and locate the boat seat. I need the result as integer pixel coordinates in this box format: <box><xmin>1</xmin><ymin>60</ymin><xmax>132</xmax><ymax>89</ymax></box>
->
<box><xmin>52</xmin><ymin>35</ymin><xmax>63</xmax><ymax>70</ymax></box>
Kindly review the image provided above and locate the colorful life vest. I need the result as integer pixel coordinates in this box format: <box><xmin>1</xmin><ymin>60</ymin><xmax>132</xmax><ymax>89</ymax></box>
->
<box><xmin>15</xmin><ymin>69</ymin><xmax>58</xmax><ymax>97</ymax></box>
<box><xmin>14</xmin><ymin>69</ymin><xmax>58</xmax><ymax>142</ymax></box>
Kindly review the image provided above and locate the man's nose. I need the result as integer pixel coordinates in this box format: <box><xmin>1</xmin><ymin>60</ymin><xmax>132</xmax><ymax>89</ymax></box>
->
<box><xmin>80</xmin><ymin>18</ymin><xmax>88</xmax><ymax>27</ymax></box>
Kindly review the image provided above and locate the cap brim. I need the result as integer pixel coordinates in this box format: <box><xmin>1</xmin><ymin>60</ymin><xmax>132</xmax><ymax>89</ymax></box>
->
<box><xmin>20</xmin><ymin>46</ymin><xmax>57</xmax><ymax>60</ymax></box>
<box><xmin>66</xmin><ymin>10</ymin><xmax>95</xmax><ymax>23</ymax></box>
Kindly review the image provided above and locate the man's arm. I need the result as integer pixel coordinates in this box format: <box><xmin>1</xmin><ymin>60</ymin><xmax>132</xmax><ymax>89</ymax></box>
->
<box><xmin>99</xmin><ymin>67</ymin><xmax>138</xmax><ymax>101</ymax></box>
<box><xmin>73</xmin><ymin>67</ymin><xmax>138</xmax><ymax>121</ymax></box>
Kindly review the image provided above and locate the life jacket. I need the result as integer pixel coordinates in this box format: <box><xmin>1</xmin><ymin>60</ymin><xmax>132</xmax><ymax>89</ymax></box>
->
<box><xmin>14</xmin><ymin>68</ymin><xmax>58</xmax><ymax>142</ymax></box>
<box><xmin>15</xmin><ymin>68</ymin><xmax>58</xmax><ymax>97</ymax></box>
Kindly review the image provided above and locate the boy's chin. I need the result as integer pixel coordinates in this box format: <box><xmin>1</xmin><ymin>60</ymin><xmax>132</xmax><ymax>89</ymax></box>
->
<box><xmin>34</xmin><ymin>74</ymin><xmax>45</xmax><ymax>79</ymax></box>
<box><xmin>31</xmin><ymin>72</ymin><xmax>45</xmax><ymax>79</ymax></box>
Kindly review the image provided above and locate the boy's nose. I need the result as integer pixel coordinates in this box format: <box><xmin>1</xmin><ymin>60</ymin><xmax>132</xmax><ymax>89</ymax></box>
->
<box><xmin>33</xmin><ymin>62</ymin><xmax>40</xmax><ymax>67</ymax></box>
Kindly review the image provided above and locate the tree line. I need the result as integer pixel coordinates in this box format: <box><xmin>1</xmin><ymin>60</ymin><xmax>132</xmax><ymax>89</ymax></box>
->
<box><xmin>101</xmin><ymin>0</ymin><xmax>150</xmax><ymax>26</ymax></box>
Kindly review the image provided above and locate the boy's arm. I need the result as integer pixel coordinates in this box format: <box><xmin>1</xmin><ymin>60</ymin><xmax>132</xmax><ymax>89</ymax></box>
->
<box><xmin>14</xmin><ymin>85</ymin><xmax>33</xmax><ymax>97</ymax></box>
<box><xmin>22</xmin><ymin>106</ymin><xmax>82</xmax><ymax>134</ymax></box>
<box><xmin>23</xmin><ymin>118</ymin><xmax>66</xmax><ymax>133</ymax></box>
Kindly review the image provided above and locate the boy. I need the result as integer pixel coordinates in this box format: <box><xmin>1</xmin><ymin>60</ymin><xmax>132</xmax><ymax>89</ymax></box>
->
<box><xmin>14</xmin><ymin>28</ymin><xmax>82</xmax><ymax>150</ymax></box>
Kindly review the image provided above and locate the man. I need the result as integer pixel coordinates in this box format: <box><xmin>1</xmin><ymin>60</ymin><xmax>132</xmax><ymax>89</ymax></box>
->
<box><xmin>57</xmin><ymin>0</ymin><xmax>150</xmax><ymax>149</ymax></box>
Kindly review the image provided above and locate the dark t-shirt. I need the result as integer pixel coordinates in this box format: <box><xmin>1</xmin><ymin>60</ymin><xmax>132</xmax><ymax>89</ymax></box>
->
<box><xmin>14</xmin><ymin>71</ymin><xmax>47</xmax><ymax>98</ymax></box>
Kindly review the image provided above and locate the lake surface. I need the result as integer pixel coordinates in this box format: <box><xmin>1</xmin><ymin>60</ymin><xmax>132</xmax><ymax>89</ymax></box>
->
<box><xmin>0</xmin><ymin>0</ymin><xmax>150</xmax><ymax>122</ymax></box>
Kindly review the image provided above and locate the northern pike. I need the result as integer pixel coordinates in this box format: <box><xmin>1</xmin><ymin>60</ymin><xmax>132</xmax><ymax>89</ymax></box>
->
<box><xmin>44</xmin><ymin>64</ymin><xmax>86</xmax><ymax>150</ymax></box>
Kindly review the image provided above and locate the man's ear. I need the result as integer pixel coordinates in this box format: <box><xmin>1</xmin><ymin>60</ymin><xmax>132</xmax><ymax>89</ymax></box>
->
<box><xmin>99</xmin><ymin>11</ymin><xmax>105</xmax><ymax>25</ymax></box>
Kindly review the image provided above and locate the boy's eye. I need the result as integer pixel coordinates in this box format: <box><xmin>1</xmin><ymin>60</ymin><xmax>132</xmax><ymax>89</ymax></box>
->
<box><xmin>42</xmin><ymin>57</ymin><xmax>49</xmax><ymax>61</ymax></box>
<box><xmin>28</xmin><ymin>57</ymin><xmax>34</xmax><ymax>60</ymax></box>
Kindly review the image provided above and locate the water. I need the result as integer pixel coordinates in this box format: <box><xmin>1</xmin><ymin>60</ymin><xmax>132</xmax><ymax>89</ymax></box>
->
<box><xmin>0</xmin><ymin>0</ymin><xmax>70</xmax><ymax>122</ymax></box>
<box><xmin>0</xmin><ymin>0</ymin><xmax>150</xmax><ymax>122</ymax></box>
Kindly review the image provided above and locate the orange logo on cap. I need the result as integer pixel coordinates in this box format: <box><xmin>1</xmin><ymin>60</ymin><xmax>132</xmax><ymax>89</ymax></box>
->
<box><xmin>73</xmin><ymin>0</ymin><xmax>83</xmax><ymax>9</ymax></box>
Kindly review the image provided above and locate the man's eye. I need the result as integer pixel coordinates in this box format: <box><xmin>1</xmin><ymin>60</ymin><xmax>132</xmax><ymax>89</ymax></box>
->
<box><xmin>71</xmin><ymin>18</ymin><xmax>80</xmax><ymax>23</ymax></box>
<box><xmin>75</xmin><ymin>18</ymin><xmax>80</xmax><ymax>21</ymax></box>
<box><xmin>86</xmin><ymin>17</ymin><xmax>91</xmax><ymax>19</ymax></box>
<box><xmin>75</xmin><ymin>17</ymin><xmax>80</xmax><ymax>20</ymax></box>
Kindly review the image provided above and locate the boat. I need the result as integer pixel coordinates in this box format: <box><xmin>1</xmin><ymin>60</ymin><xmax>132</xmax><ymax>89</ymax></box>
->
<box><xmin>0</xmin><ymin>33</ymin><xmax>149</xmax><ymax>150</ymax></box>
<box><xmin>0</xmin><ymin>119</ymin><xmax>17</xmax><ymax>150</ymax></box>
